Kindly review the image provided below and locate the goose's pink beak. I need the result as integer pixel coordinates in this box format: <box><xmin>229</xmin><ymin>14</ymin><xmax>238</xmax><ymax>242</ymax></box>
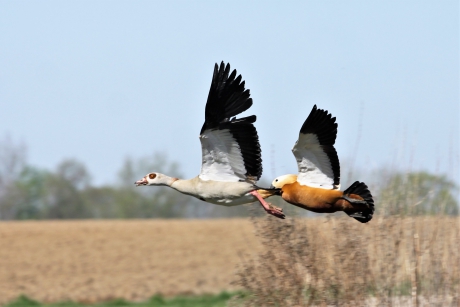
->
<box><xmin>135</xmin><ymin>177</ymin><xmax>148</xmax><ymax>186</ymax></box>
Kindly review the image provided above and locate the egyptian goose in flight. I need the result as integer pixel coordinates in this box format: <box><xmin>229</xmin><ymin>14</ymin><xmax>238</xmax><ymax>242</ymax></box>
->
<box><xmin>271</xmin><ymin>105</ymin><xmax>374</xmax><ymax>223</ymax></box>
<box><xmin>135</xmin><ymin>62</ymin><xmax>284</xmax><ymax>219</ymax></box>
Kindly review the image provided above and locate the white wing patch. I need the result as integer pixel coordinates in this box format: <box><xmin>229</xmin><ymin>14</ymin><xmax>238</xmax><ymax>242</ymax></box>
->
<box><xmin>292</xmin><ymin>133</ymin><xmax>335</xmax><ymax>189</ymax></box>
<box><xmin>199</xmin><ymin>129</ymin><xmax>247</xmax><ymax>182</ymax></box>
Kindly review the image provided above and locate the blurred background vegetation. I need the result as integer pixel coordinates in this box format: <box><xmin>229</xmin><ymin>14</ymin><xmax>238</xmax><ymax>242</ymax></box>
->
<box><xmin>0</xmin><ymin>136</ymin><xmax>254</xmax><ymax>220</ymax></box>
<box><xmin>0</xmin><ymin>135</ymin><xmax>458</xmax><ymax>220</ymax></box>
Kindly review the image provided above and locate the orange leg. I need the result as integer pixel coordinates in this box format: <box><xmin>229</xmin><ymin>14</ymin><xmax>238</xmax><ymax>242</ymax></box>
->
<box><xmin>250</xmin><ymin>190</ymin><xmax>285</xmax><ymax>219</ymax></box>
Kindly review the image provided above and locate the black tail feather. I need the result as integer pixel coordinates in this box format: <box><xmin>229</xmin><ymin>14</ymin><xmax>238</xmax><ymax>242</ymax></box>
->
<box><xmin>343</xmin><ymin>181</ymin><xmax>374</xmax><ymax>223</ymax></box>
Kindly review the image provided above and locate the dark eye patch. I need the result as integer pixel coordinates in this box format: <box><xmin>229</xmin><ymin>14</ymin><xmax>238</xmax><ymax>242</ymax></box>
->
<box><xmin>149</xmin><ymin>173</ymin><xmax>156</xmax><ymax>179</ymax></box>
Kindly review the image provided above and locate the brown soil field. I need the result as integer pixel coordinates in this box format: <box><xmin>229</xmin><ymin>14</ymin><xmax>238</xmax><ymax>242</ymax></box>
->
<box><xmin>0</xmin><ymin>219</ymin><xmax>261</xmax><ymax>304</ymax></box>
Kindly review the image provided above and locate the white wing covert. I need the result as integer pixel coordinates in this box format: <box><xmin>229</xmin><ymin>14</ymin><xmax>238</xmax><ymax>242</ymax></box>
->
<box><xmin>200</xmin><ymin>129</ymin><xmax>246</xmax><ymax>182</ymax></box>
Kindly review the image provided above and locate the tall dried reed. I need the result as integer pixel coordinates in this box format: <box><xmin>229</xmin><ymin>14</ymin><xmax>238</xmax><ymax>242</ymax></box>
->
<box><xmin>232</xmin><ymin>202</ymin><xmax>459</xmax><ymax>306</ymax></box>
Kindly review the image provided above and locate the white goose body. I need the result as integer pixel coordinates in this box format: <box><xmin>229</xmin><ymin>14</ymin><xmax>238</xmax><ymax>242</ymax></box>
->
<box><xmin>172</xmin><ymin>177</ymin><xmax>256</xmax><ymax>206</ymax></box>
<box><xmin>135</xmin><ymin>62</ymin><xmax>284</xmax><ymax>218</ymax></box>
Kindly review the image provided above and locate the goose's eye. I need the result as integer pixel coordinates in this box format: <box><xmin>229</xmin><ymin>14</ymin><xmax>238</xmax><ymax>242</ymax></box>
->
<box><xmin>275</xmin><ymin>179</ymin><xmax>278</xmax><ymax>182</ymax></box>
<box><xmin>149</xmin><ymin>173</ymin><xmax>156</xmax><ymax>179</ymax></box>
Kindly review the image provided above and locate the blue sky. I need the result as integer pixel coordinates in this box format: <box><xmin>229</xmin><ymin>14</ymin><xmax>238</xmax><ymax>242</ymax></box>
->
<box><xmin>0</xmin><ymin>1</ymin><xmax>458</xmax><ymax>186</ymax></box>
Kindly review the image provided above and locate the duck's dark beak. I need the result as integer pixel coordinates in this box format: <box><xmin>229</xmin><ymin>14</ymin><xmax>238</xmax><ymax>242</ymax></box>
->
<box><xmin>255</xmin><ymin>184</ymin><xmax>280</xmax><ymax>192</ymax></box>
<box><xmin>134</xmin><ymin>177</ymin><xmax>148</xmax><ymax>186</ymax></box>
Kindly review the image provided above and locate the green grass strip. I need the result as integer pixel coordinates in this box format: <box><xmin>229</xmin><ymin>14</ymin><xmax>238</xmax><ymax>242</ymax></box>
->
<box><xmin>5</xmin><ymin>292</ymin><xmax>238</xmax><ymax>307</ymax></box>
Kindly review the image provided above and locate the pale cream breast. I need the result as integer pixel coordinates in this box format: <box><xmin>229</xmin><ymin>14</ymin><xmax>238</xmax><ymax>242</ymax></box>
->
<box><xmin>171</xmin><ymin>176</ymin><xmax>257</xmax><ymax>206</ymax></box>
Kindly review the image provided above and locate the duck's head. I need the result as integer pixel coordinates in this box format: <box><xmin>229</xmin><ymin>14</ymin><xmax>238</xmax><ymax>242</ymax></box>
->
<box><xmin>135</xmin><ymin>173</ymin><xmax>172</xmax><ymax>186</ymax></box>
<box><xmin>270</xmin><ymin>174</ymin><xmax>298</xmax><ymax>189</ymax></box>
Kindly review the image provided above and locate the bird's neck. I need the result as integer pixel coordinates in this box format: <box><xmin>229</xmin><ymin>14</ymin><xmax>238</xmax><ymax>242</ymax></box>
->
<box><xmin>169</xmin><ymin>177</ymin><xmax>198</xmax><ymax>196</ymax></box>
<box><xmin>163</xmin><ymin>176</ymin><xmax>179</xmax><ymax>187</ymax></box>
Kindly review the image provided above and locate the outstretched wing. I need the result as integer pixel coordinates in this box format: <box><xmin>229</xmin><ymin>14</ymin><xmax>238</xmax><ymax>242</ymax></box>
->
<box><xmin>292</xmin><ymin>105</ymin><xmax>340</xmax><ymax>189</ymax></box>
<box><xmin>199</xmin><ymin>62</ymin><xmax>262</xmax><ymax>182</ymax></box>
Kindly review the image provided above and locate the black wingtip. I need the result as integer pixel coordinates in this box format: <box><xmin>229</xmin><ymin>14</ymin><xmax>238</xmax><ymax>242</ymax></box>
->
<box><xmin>300</xmin><ymin>105</ymin><xmax>338</xmax><ymax>145</ymax></box>
<box><xmin>203</xmin><ymin>62</ymin><xmax>253</xmax><ymax>130</ymax></box>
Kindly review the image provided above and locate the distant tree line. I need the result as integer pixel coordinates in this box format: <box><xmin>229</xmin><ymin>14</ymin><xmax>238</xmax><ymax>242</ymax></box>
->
<box><xmin>0</xmin><ymin>136</ymin><xmax>254</xmax><ymax>220</ymax></box>
<box><xmin>0</xmin><ymin>136</ymin><xmax>458</xmax><ymax>220</ymax></box>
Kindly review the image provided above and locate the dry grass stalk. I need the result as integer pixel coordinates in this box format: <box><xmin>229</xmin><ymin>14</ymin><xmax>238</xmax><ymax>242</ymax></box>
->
<box><xmin>233</xmin><ymin>215</ymin><xmax>459</xmax><ymax>307</ymax></box>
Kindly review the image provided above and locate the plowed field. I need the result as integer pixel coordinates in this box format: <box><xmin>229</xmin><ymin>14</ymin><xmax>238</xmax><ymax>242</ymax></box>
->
<box><xmin>0</xmin><ymin>219</ymin><xmax>260</xmax><ymax>304</ymax></box>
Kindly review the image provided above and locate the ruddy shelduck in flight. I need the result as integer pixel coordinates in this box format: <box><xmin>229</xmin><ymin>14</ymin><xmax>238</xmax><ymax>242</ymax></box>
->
<box><xmin>270</xmin><ymin>105</ymin><xmax>374</xmax><ymax>223</ymax></box>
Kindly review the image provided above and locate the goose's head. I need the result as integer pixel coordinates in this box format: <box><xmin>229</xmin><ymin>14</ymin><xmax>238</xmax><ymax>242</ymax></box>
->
<box><xmin>135</xmin><ymin>173</ymin><xmax>172</xmax><ymax>186</ymax></box>
<box><xmin>271</xmin><ymin>174</ymin><xmax>298</xmax><ymax>189</ymax></box>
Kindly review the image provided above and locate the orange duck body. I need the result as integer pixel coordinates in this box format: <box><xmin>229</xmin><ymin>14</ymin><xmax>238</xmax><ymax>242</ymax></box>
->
<box><xmin>269</xmin><ymin>105</ymin><xmax>375</xmax><ymax>223</ymax></box>
<box><xmin>280</xmin><ymin>181</ymin><xmax>368</xmax><ymax>214</ymax></box>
